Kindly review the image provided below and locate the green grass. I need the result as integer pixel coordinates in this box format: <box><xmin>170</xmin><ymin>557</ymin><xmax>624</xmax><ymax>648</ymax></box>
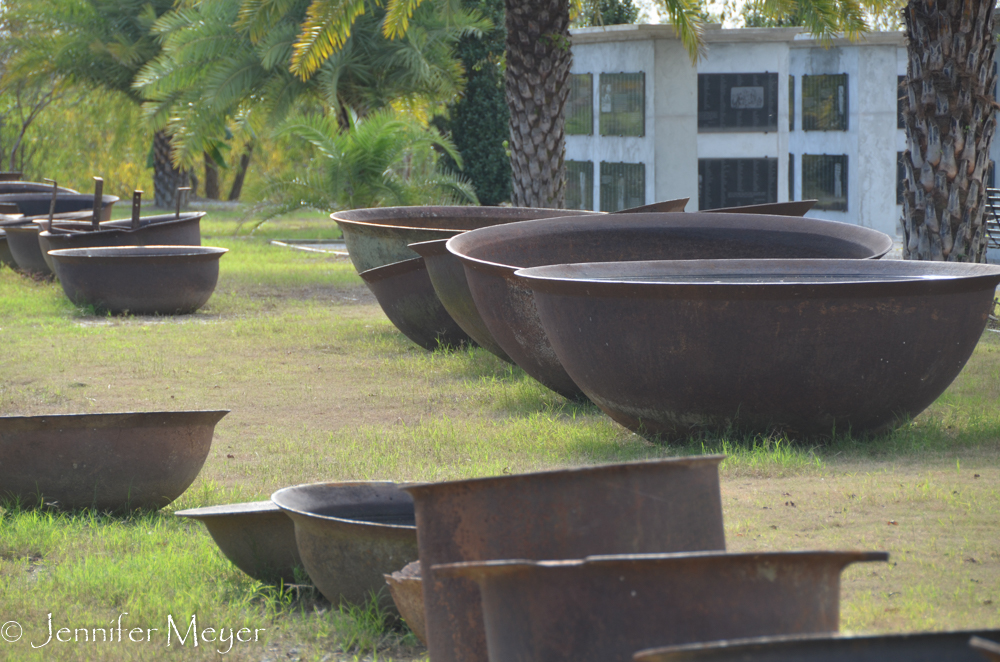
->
<box><xmin>1</xmin><ymin>207</ymin><xmax>998</xmax><ymax>659</ymax></box>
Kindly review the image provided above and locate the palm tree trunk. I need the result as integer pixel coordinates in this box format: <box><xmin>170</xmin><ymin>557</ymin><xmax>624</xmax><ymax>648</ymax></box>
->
<box><xmin>152</xmin><ymin>130</ymin><xmax>190</xmax><ymax>209</ymax></box>
<box><xmin>227</xmin><ymin>142</ymin><xmax>254</xmax><ymax>202</ymax></box>
<box><xmin>204</xmin><ymin>151</ymin><xmax>220</xmax><ymax>200</ymax></box>
<box><xmin>505</xmin><ymin>0</ymin><xmax>571</xmax><ymax>208</ymax></box>
<box><xmin>901</xmin><ymin>0</ymin><xmax>997</xmax><ymax>262</ymax></box>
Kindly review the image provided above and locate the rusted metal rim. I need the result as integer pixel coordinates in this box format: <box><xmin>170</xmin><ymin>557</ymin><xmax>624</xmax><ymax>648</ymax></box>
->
<box><xmin>407</xmin><ymin>237</ymin><xmax>450</xmax><ymax>259</ymax></box>
<box><xmin>436</xmin><ymin>550</ymin><xmax>889</xmax><ymax>579</ymax></box>
<box><xmin>358</xmin><ymin>256</ymin><xmax>475</xmax><ymax>350</ymax></box>
<box><xmin>175</xmin><ymin>500</ymin><xmax>303</xmax><ymax>584</ymax></box>
<box><xmin>332</xmin><ymin>205</ymin><xmax>604</xmax><ymax>234</ymax></box>
<box><xmin>0</xmin><ymin>193</ymin><xmax>119</xmax><ymax>218</ymax></box>
<box><xmin>447</xmin><ymin>213</ymin><xmax>894</xmax><ymax>278</ymax></box>
<box><xmin>701</xmin><ymin>200</ymin><xmax>816</xmax><ymax>215</ymax></box>
<box><xmin>271</xmin><ymin>481</ymin><xmax>417</xmax><ymax>531</ymax></box>
<box><xmin>0</xmin><ymin>410</ymin><xmax>229</xmax><ymax>430</ymax></box>
<box><xmin>633</xmin><ymin>630</ymin><xmax>1000</xmax><ymax>662</ymax></box>
<box><xmin>970</xmin><ymin>637</ymin><xmax>1000</xmax><ymax>662</ymax></box>
<box><xmin>403</xmin><ymin>455</ymin><xmax>724</xmax><ymax>497</ymax></box>
<box><xmin>48</xmin><ymin>245</ymin><xmax>227</xmax><ymax>263</ymax></box>
<box><xmin>515</xmin><ymin>259</ymin><xmax>1000</xmax><ymax>299</ymax></box>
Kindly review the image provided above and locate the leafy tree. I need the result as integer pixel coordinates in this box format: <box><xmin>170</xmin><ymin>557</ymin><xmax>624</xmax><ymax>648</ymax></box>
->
<box><xmin>250</xmin><ymin>108</ymin><xmax>477</xmax><ymax>224</ymax></box>
<box><xmin>900</xmin><ymin>0</ymin><xmax>996</xmax><ymax>261</ymax></box>
<box><xmin>575</xmin><ymin>0</ymin><xmax>640</xmax><ymax>28</ymax></box>
<box><xmin>435</xmin><ymin>0</ymin><xmax>511</xmax><ymax>205</ymax></box>
<box><xmin>3</xmin><ymin>0</ymin><xmax>189</xmax><ymax>208</ymax></box>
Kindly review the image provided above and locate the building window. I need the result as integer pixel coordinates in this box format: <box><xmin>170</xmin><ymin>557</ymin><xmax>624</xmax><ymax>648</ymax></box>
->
<box><xmin>802</xmin><ymin>154</ymin><xmax>848</xmax><ymax>210</ymax></box>
<box><xmin>698</xmin><ymin>158</ymin><xmax>778</xmax><ymax>210</ymax></box>
<box><xmin>897</xmin><ymin>75</ymin><xmax>906</xmax><ymax>129</ymax></box>
<box><xmin>802</xmin><ymin>74</ymin><xmax>848</xmax><ymax>131</ymax></box>
<box><xmin>566</xmin><ymin>160</ymin><xmax>594</xmax><ymax>210</ymax></box>
<box><xmin>789</xmin><ymin>75</ymin><xmax>795</xmax><ymax>131</ymax></box>
<box><xmin>789</xmin><ymin>153</ymin><xmax>795</xmax><ymax>201</ymax></box>
<box><xmin>600</xmin><ymin>162</ymin><xmax>645</xmax><ymax>211</ymax></box>
<box><xmin>698</xmin><ymin>73</ymin><xmax>778</xmax><ymax>132</ymax></box>
<box><xmin>599</xmin><ymin>73</ymin><xmax>645</xmax><ymax>137</ymax></box>
<box><xmin>566</xmin><ymin>74</ymin><xmax>593</xmax><ymax>136</ymax></box>
<box><xmin>897</xmin><ymin>152</ymin><xmax>905</xmax><ymax>205</ymax></box>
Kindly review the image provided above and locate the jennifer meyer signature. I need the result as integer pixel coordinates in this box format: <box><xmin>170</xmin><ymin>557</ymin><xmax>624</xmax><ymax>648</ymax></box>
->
<box><xmin>2</xmin><ymin>613</ymin><xmax>265</xmax><ymax>654</ymax></box>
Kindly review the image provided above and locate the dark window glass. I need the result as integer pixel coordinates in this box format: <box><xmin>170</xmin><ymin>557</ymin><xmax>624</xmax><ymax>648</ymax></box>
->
<box><xmin>802</xmin><ymin>154</ymin><xmax>848</xmax><ymax>210</ymax></box>
<box><xmin>599</xmin><ymin>73</ymin><xmax>645</xmax><ymax>136</ymax></box>
<box><xmin>802</xmin><ymin>74</ymin><xmax>848</xmax><ymax>131</ymax></box>
<box><xmin>897</xmin><ymin>75</ymin><xmax>906</xmax><ymax>129</ymax></box>
<box><xmin>698</xmin><ymin>73</ymin><xmax>779</xmax><ymax>132</ymax></box>
<box><xmin>566</xmin><ymin>74</ymin><xmax>593</xmax><ymax>136</ymax></box>
<box><xmin>600</xmin><ymin>162</ymin><xmax>645</xmax><ymax>211</ymax></box>
<box><xmin>789</xmin><ymin>153</ymin><xmax>795</xmax><ymax>201</ymax></box>
<box><xmin>566</xmin><ymin>160</ymin><xmax>594</xmax><ymax>210</ymax></box>
<box><xmin>698</xmin><ymin>158</ymin><xmax>778</xmax><ymax>210</ymax></box>
<box><xmin>789</xmin><ymin>75</ymin><xmax>795</xmax><ymax>131</ymax></box>
<box><xmin>897</xmin><ymin>152</ymin><xmax>905</xmax><ymax>205</ymax></box>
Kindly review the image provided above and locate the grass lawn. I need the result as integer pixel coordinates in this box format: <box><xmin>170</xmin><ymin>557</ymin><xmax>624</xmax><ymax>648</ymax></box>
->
<box><xmin>1</xmin><ymin>207</ymin><xmax>998</xmax><ymax>660</ymax></box>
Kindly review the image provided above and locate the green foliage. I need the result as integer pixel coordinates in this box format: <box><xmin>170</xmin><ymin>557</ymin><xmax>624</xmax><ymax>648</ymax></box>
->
<box><xmin>434</xmin><ymin>0</ymin><xmax>510</xmax><ymax>206</ymax></box>
<box><xmin>574</xmin><ymin>0</ymin><xmax>640</xmax><ymax>27</ymax></box>
<box><xmin>252</xmin><ymin>108</ymin><xmax>477</xmax><ymax>221</ymax></box>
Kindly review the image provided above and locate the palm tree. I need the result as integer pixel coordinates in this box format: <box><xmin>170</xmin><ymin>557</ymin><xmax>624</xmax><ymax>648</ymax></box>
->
<box><xmin>4</xmin><ymin>0</ymin><xmax>188</xmax><ymax>209</ymax></box>
<box><xmin>900</xmin><ymin>0</ymin><xmax>996</xmax><ymax>262</ymax></box>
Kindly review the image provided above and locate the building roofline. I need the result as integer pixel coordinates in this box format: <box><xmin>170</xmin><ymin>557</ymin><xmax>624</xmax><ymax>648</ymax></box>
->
<box><xmin>570</xmin><ymin>23</ymin><xmax>906</xmax><ymax>48</ymax></box>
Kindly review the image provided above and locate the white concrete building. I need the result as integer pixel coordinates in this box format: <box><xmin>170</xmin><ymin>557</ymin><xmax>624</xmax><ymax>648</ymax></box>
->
<box><xmin>565</xmin><ymin>24</ymin><xmax>997</xmax><ymax>239</ymax></box>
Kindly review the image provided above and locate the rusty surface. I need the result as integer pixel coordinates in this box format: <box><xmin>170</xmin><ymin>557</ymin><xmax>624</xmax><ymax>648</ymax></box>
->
<box><xmin>634</xmin><ymin>630</ymin><xmax>1000</xmax><ymax>662</ymax></box>
<box><xmin>403</xmin><ymin>456</ymin><xmax>726</xmax><ymax>662</ymax></box>
<box><xmin>0</xmin><ymin>193</ymin><xmax>118</xmax><ymax>219</ymax></box>
<box><xmin>48</xmin><ymin>246</ymin><xmax>227</xmax><ymax>315</ymax></box>
<box><xmin>385</xmin><ymin>561</ymin><xmax>427</xmax><ymax>645</ymax></box>
<box><xmin>448</xmin><ymin>213</ymin><xmax>894</xmax><ymax>400</ymax></box>
<box><xmin>971</xmin><ymin>637</ymin><xmax>1000</xmax><ymax>662</ymax></box>
<box><xmin>4</xmin><ymin>223</ymin><xmax>56</xmax><ymax>276</ymax></box>
<box><xmin>516</xmin><ymin>259</ymin><xmax>1000</xmax><ymax>439</ymax></box>
<box><xmin>359</xmin><ymin>257</ymin><xmax>475</xmax><ymax>351</ymax></box>
<box><xmin>39</xmin><ymin>212</ymin><xmax>205</xmax><ymax>272</ymax></box>
<box><xmin>332</xmin><ymin>206</ymin><xmax>604</xmax><ymax>274</ymax></box>
<box><xmin>408</xmin><ymin>239</ymin><xmax>512</xmax><ymax>361</ymax></box>
<box><xmin>271</xmin><ymin>482</ymin><xmax>418</xmax><ymax>611</ymax></box>
<box><xmin>0</xmin><ymin>410</ymin><xmax>228</xmax><ymax>512</ymax></box>
<box><xmin>436</xmin><ymin>550</ymin><xmax>887</xmax><ymax>662</ymax></box>
<box><xmin>175</xmin><ymin>500</ymin><xmax>303</xmax><ymax>584</ymax></box>
<box><xmin>702</xmin><ymin>200</ymin><xmax>816</xmax><ymax>216</ymax></box>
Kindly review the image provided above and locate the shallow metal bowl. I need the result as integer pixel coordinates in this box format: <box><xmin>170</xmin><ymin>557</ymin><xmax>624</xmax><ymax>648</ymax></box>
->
<box><xmin>436</xmin><ymin>550</ymin><xmax>887</xmax><ymax>662</ymax></box>
<box><xmin>175</xmin><ymin>500</ymin><xmax>303</xmax><ymax>584</ymax></box>
<box><xmin>48</xmin><ymin>245</ymin><xmax>227</xmax><ymax>315</ymax></box>
<box><xmin>39</xmin><ymin>212</ymin><xmax>205</xmax><ymax>272</ymax></box>
<box><xmin>385</xmin><ymin>561</ymin><xmax>426</xmax><ymax>644</ymax></box>
<box><xmin>358</xmin><ymin>256</ymin><xmax>474</xmax><ymax>351</ymax></box>
<box><xmin>0</xmin><ymin>410</ymin><xmax>228</xmax><ymax>512</ymax></box>
<box><xmin>0</xmin><ymin>192</ymin><xmax>118</xmax><ymax>219</ymax></box>
<box><xmin>403</xmin><ymin>456</ymin><xmax>726</xmax><ymax>662</ymax></box>
<box><xmin>271</xmin><ymin>482</ymin><xmax>418</xmax><ymax>611</ymax></box>
<box><xmin>448</xmin><ymin>213</ymin><xmax>894</xmax><ymax>399</ymax></box>
<box><xmin>633</xmin><ymin>630</ymin><xmax>1000</xmax><ymax>662</ymax></box>
<box><xmin>331</xmin><ymin>206</ymin><xmax>605</xmax><ymax>274</ymax></box>
<box><xmin>515</xmin><ymin>259</ymin><xmax>1000</xmax><ymax>439</ymax></box>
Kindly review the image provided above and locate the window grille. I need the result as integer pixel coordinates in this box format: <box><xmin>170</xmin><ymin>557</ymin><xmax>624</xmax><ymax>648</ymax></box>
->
<box><xmin>802</xmin><ymin>154</ymin><xmax>848</xmax><ymax>210</ymax></box>
<box><xmin>897</xmin><ymin>76</ymin><xmax>906</xmax><ymax>129</ymax></box>
<box><xmin>789</xmin><ymin>75</ymin><xmax>795</xmax><ymax>131</ymax></box>
<box><xmin>600</xmin><ymin>162</ymin><xmax>645</xmax><ymax>211</ymax></box>
<box><xmin>599</xmin><ymin>73</ymin><xmax>645</xmax><ymax>137</ymax></box>
<box><xmin>698</xmin><ymin>73</ymin><xmax>778</xmax><ymax>132</ymax></box>
<box><xmin>789</xmin><ymin>154</ymin><xmax>795</xmax><ymax>201</ymax></box>
<box><xmin>566</xmin><ymin>74</ymin><xmax>593</xmax><ymax>136</ymax></box>
<box><xmin>566</xmin><ymin>160</ymin><xmax>594</xmax><ymax>210</ymax></box>
<box><xmin>802</xmin><ymin>74</ymin><xmax>848</xmax><ymax>131</ymax></box>
<box><xmin>698</xmin><ymin>158</ymin><xmax>778</xmax><ymax>210</ymax></box>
